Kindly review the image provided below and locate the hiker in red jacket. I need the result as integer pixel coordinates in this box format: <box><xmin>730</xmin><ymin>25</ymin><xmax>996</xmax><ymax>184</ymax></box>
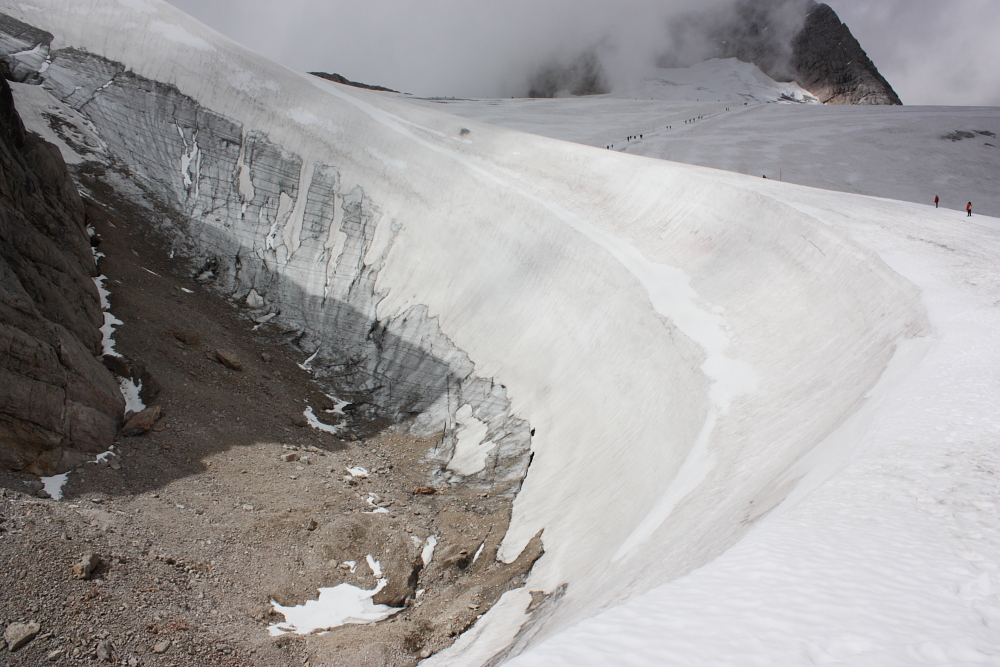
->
<box><xmin>967</xmin><ymin>202</ymin><xmax>973</xmax><ymax>217</ymax></box>
<box><xmin>934</xmin><ymin>195</ymin><xmax>939</xmax><ymax>208</ymax></box>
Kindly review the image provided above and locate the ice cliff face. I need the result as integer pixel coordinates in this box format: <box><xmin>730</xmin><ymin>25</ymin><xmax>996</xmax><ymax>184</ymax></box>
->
<box><xmin>1</xmin><ymin>13</ymin><xmax>531</xmax><ymax>495</ymax></box>
<box><xmin>0</xmin><ymin>1</ymin><xmax>930</xmax><ymax>662</ymax></box>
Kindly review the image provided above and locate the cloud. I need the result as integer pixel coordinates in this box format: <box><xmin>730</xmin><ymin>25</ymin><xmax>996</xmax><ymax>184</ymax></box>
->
<box><xmin>164</xmin><ymin>0</ymin><xmax>1000</xmax><ymax>105</ymax></box>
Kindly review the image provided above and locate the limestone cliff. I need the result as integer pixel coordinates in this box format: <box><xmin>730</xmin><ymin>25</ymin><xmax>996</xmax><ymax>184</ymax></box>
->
<box><xmin>0</xmin><ymin>73</ymin><xmax>123</xmax><ymax>474</ymax></box>
<box><xmin>791</xmin><ymin>2</ymin><xmax>901</xmax><ymax>105</ymax></box>
<box><xmin>703</xmin><ymin>0</ymin><xmax>902</xmax><ymax>105</ymax></box>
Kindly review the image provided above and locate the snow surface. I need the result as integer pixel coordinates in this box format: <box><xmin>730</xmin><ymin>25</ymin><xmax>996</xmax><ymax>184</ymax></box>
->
<box><xmin>8</xmin><ymin>81</ymin><xmax>107</xmax><ymax>163</ymax></box>
<box><xmin>39</xmin><ymin>472</ymin><xmax>69</xmax><ymax>500</ymax></box>
<box><xmin>503</xmin><ymin>192</ymin><xmax>1000</xmax><ymax>666</ymax></box>
<box><xmin>412</xmin><ymin>61</ymin><xmax>998</xmax><ymax>218</ymax></box>
<box><xmin>5</xmin><ymin>2</ymin><xmax>998</xmax><ymax>664</ymax></box>
<box><xmin>92</xmin><ymin>275</ymin><xmax>145</xmax><ymax>413</ymax></box>
<box><xmin>268</xmin><ymin>582</ymin><xmax>400</xmax><ymax>636</ymax></box>
<box><xmin>447</xmin><ymin>404</ymin><xmax>494</xmax><ymax>476</ymax></box>
<box><xmin>422</xmin><ymin>536</ymin><xmax>438</xmax><ymax>567</ymax></box>
<box><xmin>302</xmin><ymin>406</ymin><xmax>342</xmax><ymax>435</ymax></box>
<box><xmin>269</xmin><ymin>555</ymin><xmax>401</xmax><ymax>635</ymax></box>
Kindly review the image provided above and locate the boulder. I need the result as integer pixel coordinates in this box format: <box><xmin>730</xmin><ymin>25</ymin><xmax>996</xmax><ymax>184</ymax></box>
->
<box><xmin>372</xmin><ymin>554</ymin><xmax>423</xmax><ymax>608</ymax></box>
<box><xmin>121</xmin><ymin>405</ymin><xmax>161</xmax><ymax>436</ymax></box>
<box><xmin>72</xmin><ymin>552</ymin><xmax>101</xmax><ymax>579</ymax></box>
<box><xmin>4</xmin><ymin>620</ymin><xmax>40</xmax><ymax>652</ymax></box>
<box><xmin>214</xmin><ymin>349</ymin><xmax>242</xmax><ymax>371</ymax></box>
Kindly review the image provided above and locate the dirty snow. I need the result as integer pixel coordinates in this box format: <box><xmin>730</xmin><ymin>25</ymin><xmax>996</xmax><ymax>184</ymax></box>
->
<box><xmin>302</xmin><ymin>406</ymin><xmax>342</xmax><ymax>435</ymax></box>
<box><xmin>422</xmin><ymin>536</ymin><xmax>438</xmax><ymax>567</ymax></box>
<box><xmin>446</xmin><ymin>405</ymin><xmax>494</xmax><ymax>476</ymax></box>
<box><xmin>39</xmin><ymin>473</ymin><xmax>69</xmax><ymax>500</ymax></box>
<box><xmin>268</xmin><ymin>581</ymin><xmax>400</xmax><ymax>636</ymax></box>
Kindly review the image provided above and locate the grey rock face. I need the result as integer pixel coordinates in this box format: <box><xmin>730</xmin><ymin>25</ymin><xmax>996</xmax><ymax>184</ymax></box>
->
<box><xmin>528</xmin><ymin>50</ymin><xmax>609</xmax><ymax>98</ymax></box>
<box><xmin>309</xmin><ymin>71</ymin><xmax>399</xmax><ymax>94</ymax></box>
<box><xmin>3</xmin><ymin>17</ymin><xmax>532</xmax><ymax>495</ymax></box>
<box><xmin>791</xmin><ymin>3</ymin><xmax>902</xmax><ymax>105</ymax></box>
<box><xmin>0</xmin><ymin>74</ymin><xmax>124</xmax><ymax>475</ymax></box>
<box><xmin>673</xmin><ymin>0</ymin><xmax>901</xmax><ymax>105</ymax></box>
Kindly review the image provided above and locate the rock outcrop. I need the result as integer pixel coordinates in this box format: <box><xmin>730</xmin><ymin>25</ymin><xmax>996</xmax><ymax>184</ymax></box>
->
<box><xmin>0</xmin><ymin>73</ymin><xmax>123</xmax><ymax>474</ymax></box>
<box><xmin>527</xmin><ymin>50</ymin><xmax>609</xmax><ymax>98</ymax></box>
<box><xmin>682</xmin><ymin>0</ymin><xmax>901</xmax><ymax>105</ymax></box>
<box><xmin>308</xmin><ymin>71</ymin><xmax>399</xmax><ymax>94</ymax></box>
<box><xmin>790</xmin><ymin>2</ymin><xmax>901</xmax><ymax>105</ymax></box>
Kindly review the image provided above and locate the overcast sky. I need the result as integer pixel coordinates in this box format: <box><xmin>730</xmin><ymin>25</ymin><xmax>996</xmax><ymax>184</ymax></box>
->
<box><xmin>164</xmin><ymin>0</ymin><xmax>1000</xmax><ymax>106</ymax></box>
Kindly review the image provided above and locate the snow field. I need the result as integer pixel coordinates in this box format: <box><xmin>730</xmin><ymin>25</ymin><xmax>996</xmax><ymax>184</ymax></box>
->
<box><xmin>415</xmin><ymin>65</ymin><xmax>999</xmax><ymax>218</ymax></box>
<box><xmin>506</xmin><ymin>227</ymin><xmax>1000</xmax><ymax>666</ymax></box>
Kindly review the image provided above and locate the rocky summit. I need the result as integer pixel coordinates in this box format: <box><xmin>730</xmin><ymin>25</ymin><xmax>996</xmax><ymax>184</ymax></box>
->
<box><xmin>700</xmin><ymin>0</ymin><xmax>902</xmax><ymax>105</ymax></box>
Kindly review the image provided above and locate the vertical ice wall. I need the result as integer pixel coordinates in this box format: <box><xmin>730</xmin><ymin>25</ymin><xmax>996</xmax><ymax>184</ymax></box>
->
<box><xmin>3</xmin><ymin>21</ymin><xmax>534</xmax><ymax>496</ymax></box>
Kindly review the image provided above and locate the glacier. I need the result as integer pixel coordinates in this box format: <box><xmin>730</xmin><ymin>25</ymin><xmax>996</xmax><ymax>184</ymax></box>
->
<box><xmin>1</xmin><ymin>1</ymin><xmax>997</xmax><ymax>665</ymax></box>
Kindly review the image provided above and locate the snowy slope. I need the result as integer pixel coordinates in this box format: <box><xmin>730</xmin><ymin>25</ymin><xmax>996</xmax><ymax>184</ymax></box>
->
<box><xmin>412</xmin><ymin>60</ymin><xmax>999</xmax><ymax>218</ymax></box>
<box><xmin>2</xmin><ymin>2</ymin><xmax>998</xmax><ymax>666</ymax></box>
<box><xmin>501</xmin><ymin>182</ymin><xmax>1000</xmax><ymax>667</ymax></box>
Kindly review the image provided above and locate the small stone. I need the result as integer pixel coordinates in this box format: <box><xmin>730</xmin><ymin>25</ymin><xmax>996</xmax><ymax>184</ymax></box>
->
<box><xmin>260</xmin><ymin>352</ymin><xmax>272</xmax><ymax>363</ymax></box>
<box><xmin>215</xmin><ymin>349</ymin><xmax>243</xmax><ymax>371</ymax></box>
<box><xmin>96</xmin><ymin>639</ymin><xmax>112</xmax><ymax>662</ymax></box>
<box><xmin>152</xmin><ymin>639</ymin><xmax>171</xmax><ymax>654</ymax></box>
<box><xmin>242</xmin><ymin>504</ymin><xmax>254</xmax><ymax>512</ymax></box>
<box><xmin>72</xmin><ymin>553</ymin><xmax>101</xmax><ymax>580</ymax></box>
<box><xmin>122</xmin><ymin>405</ymin><xmax>162</xmax><ymax>437</ymax></box>
<box><xmin>175</xmin><ymin>330</ymin><xmax>201</xmax><ymax>345</ymax></box>
<box><xmin>280</xmin><ymin>452</ymin><xmax>299</xmax><ymax>462</ymax></box>
<box><xmin>413</xmin><ymin>486</ymin><xmax>437</xmax><ymax>496</ymax></box>
<box><xmin>109</xmin><ymin>461</ymin><xmax>121</xmax><ymax>471</ymax></box>
<box><xmin>5</xmin><ymin>621</ymin><xmax>40</xmax><ymax>652</ymax></box>
<box><xmin>292</xmin><ymin>416</ymin><xmax>309</xmax><ymax>428</ymax></box>
<box><xmin>339</xmin><ymin>562</ymin><xmax>351</xmax><ymax>570</ymax></box>
<box><xmin>419</xmin><ymin>648</ymin><xmax>432</xmax><ymax>659</ymax></box>
<box><xmin>47</xmin><ymin>648</ymin><xmax>65</xmax><ymax>662</ymax></box>
<box><xmin>305</xmin><ymin>518</ymin><xmax>318</xmax><ymax>531</ymax></box>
